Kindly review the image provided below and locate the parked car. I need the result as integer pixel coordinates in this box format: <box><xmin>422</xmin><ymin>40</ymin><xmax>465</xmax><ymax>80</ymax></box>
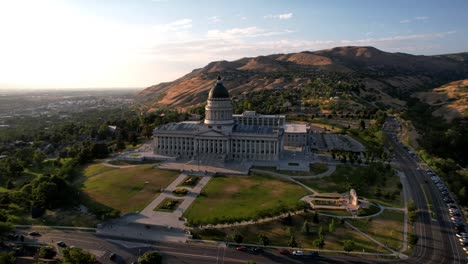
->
<box><xmin>307</xmin><ymin>251</ymin><xmax>320</xmax><ymax>257</ymax></box>
<box><xmin>236</xmin><ymin>246</ymin><xmax>248</xmax><ymax>251</ymax></box>
<box><xmin>28</xmin><ymin>231</ymin><xmax>40</xmax><ymax>236</ymax></box>
<box><xmin>456</xmin><ymin>232</ymin><xmax>468</xmax><ymax>238</ymax></box>
<box><xmin>279</xmin><ymin>249</ymin><xmax>290</xmax><ymax>255</ymax></box>
<box><xmin>292</xmin><ymin>250</ymin><xmax>304</xmax><ymax>256</ymax></box>
<box><xmin>56</xmin><ymin>241</ymin><xmax>66</xmax><ymax>247</ymax></box>
<box><xmin>250</xmin><ymin>247</ymin><xmax>263</xmax><ymax>253</ymax></box>
<box><xmin>109</xmin><ymin>253</ymin><xmax>116</xmax><ymax>260</ymax></box>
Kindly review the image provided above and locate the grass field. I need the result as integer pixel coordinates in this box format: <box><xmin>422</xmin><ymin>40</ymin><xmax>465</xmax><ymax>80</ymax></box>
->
<box><xmin>194</xmin><ymin>212</ymin><xmax>389</xmax><ymax>253</ymax></box>
<box><xmin>253</xmin><ymin>163</ymin><xmax>328</xmax><ymax>176</ymax></box>
<box><xmin>81</xmin><ymin>165</ymin><xmax>178</xmax><ymax>213</ymax></box>
<box><xmin>297</xmin><ymin>164</ymin><xmax>402</xmax><ymax>207</ymax></box>
<box><xmin>349</xmin><ymin>210</ymin><xmax>405</xmax><ymax>251</ymax></box>
<box><xmin>82</xmin><ymin>163</ymin><xmax>117</xmax><ymax>177</ymax></box>
<box><xmin>183</xmin><ymin>173</ymin><xmax>310</xmax><ymax>225</ymax></box>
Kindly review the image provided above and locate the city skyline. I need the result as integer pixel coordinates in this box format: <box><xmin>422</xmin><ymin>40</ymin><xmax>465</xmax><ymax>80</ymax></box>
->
<box><xmin>0</xmin><ymin>0</ymin><xmax>467</xmax><ymax>89</ymax></box>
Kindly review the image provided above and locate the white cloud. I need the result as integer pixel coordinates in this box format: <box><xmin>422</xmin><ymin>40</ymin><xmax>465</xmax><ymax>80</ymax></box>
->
<box><xmin>400</xmin><ymin>16</ymin><xmax>429</xmax><ymax>24</ymax></box>
<box><xmin>206</xmin><ymin>27</ymin><xmax>293</xmax><ymax>40</ymax></box>
<box><xmin>209</xmin><ymin>16</ymin><xmax>221</xmax><ymax>23</ymax></box>
<box><xmin>264</xmin><ymin>12</ymin><xmax>293</xmax><ymax>20</ymax></box>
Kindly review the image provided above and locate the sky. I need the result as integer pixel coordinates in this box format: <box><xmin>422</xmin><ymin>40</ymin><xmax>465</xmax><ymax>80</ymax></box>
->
<box><xmin>0</xmin><ymin>0</ymin><xmax>467</xmax><ymax>89</ymax></box>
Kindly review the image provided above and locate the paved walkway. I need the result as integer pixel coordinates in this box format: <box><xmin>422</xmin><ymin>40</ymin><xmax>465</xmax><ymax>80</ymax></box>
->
<box><xmin>130</xmin><ymin>173</ymin><xmax>212</xmax><ymax>229</ymax></box>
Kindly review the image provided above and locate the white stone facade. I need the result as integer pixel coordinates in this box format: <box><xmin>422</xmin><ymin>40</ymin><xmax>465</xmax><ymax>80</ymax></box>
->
<box><xmin>153</xmin><ymin>78</ymin><xmax>284</xmax><ymax>161</ymax></box>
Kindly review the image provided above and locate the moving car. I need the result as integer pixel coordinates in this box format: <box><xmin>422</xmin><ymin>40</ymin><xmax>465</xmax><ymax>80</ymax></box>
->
<box><xmin>292</xmin><ymin>250</ymin><xmax>304</xmax><ymax>256</ymax></box>
<box><xmin>307</xmin><ymin>251</ymin><xmax>320</xmax><ymax>257</ymax></box>
<box><xmin>279</xmin><ymin>249</ymin><xmax>290</xmax><ymax>255</ymax></box>
<box><xmin>236</xmin><ymin>246</ymin><xmax>247</xmax><ymax>251</ymax></box>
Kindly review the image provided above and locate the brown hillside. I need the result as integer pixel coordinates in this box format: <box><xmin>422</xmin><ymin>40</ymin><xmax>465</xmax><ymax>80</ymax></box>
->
<box><xmin>137</xmin><ymin>46</ymin><xmax>467</xmax><ymax>111</ymax></box>
<box><xmin>412</xmin><ymin>79</ymin><xmax>468</xmax><ymax>122</ymax></box>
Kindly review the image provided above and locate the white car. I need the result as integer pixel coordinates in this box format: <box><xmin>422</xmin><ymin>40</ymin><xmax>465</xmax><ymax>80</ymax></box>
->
<box><xmin>292</xmin><ymin>250</ymin><xmax>304</xmax><ymax>256</ymax></box>
<box><xmin>456</xmin><ymin>233</ymin><xmax>468</xmax><ymax>238</ymax></box>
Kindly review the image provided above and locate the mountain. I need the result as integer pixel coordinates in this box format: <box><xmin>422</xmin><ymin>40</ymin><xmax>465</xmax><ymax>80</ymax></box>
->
<box><xmin>412</xmin><ymin>79</ymin><xmax>468</xmax><ymax>122</ymax></box>
<box><xmin>137</xmin><ymin>46</ymin><xmax>468</xmax><ymax>112</ymax></box>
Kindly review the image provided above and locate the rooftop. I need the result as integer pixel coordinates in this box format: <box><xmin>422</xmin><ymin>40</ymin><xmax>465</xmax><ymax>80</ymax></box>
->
<box><xmin>232</xmin><ymin>124</ymin><xmax>276</xmax><ymax>134</ymax></box>
<box><xmin>284</xmin><ymin>123</ymin><xmax>308</xmax><ymax>133</ymax></box>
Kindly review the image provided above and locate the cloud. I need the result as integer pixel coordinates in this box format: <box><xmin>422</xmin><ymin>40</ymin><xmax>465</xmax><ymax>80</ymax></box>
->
<box><xmin>157</xmin><ymin>18</ymin><xmax>192</xmax><ymax>31</ymax></box>
<box><xmin>206</xmin><ymin>26</ymin><xmax>293</xmax><ymax>39</ymax></box>
<box><xmin>400</xmin><ymin>16</ymin><xmax>429</xmax><ymax>24</ymax></box>
<box><xmin>264</xmin><ymin>12</ymin><xmax>293</xmax><ymax>20</ymax></box>
<box><xmin>209</xmin><ymin>16</ymin><xmax>220</xmax><ymax>23</ymax></box>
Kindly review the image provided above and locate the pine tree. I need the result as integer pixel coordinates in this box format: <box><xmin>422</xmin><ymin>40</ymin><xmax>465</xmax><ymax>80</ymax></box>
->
<box><xmin>328</xmin><ymin>219</ymin><xmax>336</xmax><ymax>233</ymax></box>
<box><xmin>301</xmin><ymin>220</ymin><xmax>310</xmax><ymax>234</ymax></box>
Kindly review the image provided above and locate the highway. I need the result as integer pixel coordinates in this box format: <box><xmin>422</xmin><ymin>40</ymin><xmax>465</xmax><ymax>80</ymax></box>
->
<box><xmin>384</xmin><ymin>117</ymin><xmax>466</xmax><ymax>264</ymax></box>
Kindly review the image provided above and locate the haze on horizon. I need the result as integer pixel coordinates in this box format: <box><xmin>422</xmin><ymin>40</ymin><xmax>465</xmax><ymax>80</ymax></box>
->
<box><xmin>0</xmin><ymin>0</ymin><xmax>467</xmax><ymax>90</ymax></box>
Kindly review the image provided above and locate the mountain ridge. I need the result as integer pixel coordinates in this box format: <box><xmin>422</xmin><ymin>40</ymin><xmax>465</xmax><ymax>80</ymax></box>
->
<box><xmin>137</xmin><ymin>46</ymin><xmax>468</xmax><ymax>112</ymax></box>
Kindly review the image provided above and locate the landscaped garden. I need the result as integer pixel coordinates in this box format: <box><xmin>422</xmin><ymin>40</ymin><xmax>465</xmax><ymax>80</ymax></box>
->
<box><xmin>183</xmin><ymin>173</ymin><xmax>310</xmax><ymax>225</ymax></box>
<box><xmin>178</xmin><ymin>176</ymin><xmax>201</xmax><ymax>187</ymax></box>
<box><xmin>349</xmin><ymin>210</ymin><xmax>405</xmax><ymax>251</ymax></box>
<box><xmin>172</xmin><ymin>188</ymin><xmax>189</xmax><ymax>197</ymax></box>
<box><xmin>80</xmin><ymin>165</ymin><xmax>178</xmax><ymax>213</ymax></box>
<box><xmin>297</xmin><ymin>163</ymin><xmax>403</xmax><ymax>207</ymax></box>
<box><xmin>154</xmin><ymin>198</ymin><xmax>183</xmax><ymax>212</ymax></box>
<box><xmin>191</xmin><ymin>212</ymin><xmax>391</xmax><ymax>253</ymax></box>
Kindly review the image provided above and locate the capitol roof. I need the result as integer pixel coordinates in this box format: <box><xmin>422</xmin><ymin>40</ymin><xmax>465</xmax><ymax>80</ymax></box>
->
<box><xmin>208</xmin><ymin>76</ymin><xmax>230</xmax><ymax>99</ymax></box>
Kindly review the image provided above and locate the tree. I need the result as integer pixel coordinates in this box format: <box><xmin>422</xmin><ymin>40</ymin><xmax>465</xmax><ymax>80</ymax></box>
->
<box><xmin>288</xmin><ymin>235</ymin><xmax>298</xmax><ymax>248</ymax></box>
<box><xmin>301</xmin><ymin>220</ymin><xmax>310</xmax><ymax>234</ymax></box>
<box><xmin>328</xmin><ymin>219</ymin><xmax>336</xmax><ymax>233</ymax></box>
<box><xmin>38</xmin><ymin>246</ymin><xmax>56</xmax><ymax>259</ymax></box>
<box><xmin>313</xmin><ymin>212</ymin><xmax>319</xmax><ymax>224</ymax></box>
<box><xmin>33</xmin><ymin>150</ymin><xmax>46</xmax><ymax>167</ymax></box>
<box><xmin>318</xmin><ymin>225</ymin><xmax>324</xmax><ymax>238</ymax></box>
<box><xmin>0</xmin><ymin>252</ymin><xmax>15</xmax><ymax>264</ymax></box>
<box><xmin>343</xmin><ymin>240</ymin><xmax>355</xmax><ymax>252</ymax></box>
<box><xmin>283</xmin><ymin>213</ymin><xmax>292</xmax><ymax>225</ymax></box>
<box><xmin>232</xmin><ymin>232</ymin><xmax>243</xmax><ymax>243</ymax></box>
<box><xmin>138</xmin><ymin>251</ymin><xmax>162</xmax><ymax>264</ymax></box>
<box><xmin>408</xmin><ymin>233</ymin><xmax>418</xmax><ymax>246</ymax></box>
<box><xmin>359</xmin><ymin>120</ymin><xmax>366</xmax><ymax>130</ymax></box>
<box><xmin>313</xmin><ymin>237</ymin><xmax>325</xmax><ymax>249</ymax></box>
<box><xmin>0</xmin><ymin>222</ymin><xmax>13</xmax><ymax>236</ymax></box>
<box><xmin>258</xmin><ymin>234</ymin><xmax>269</xmax><ymax>246</ymax></box>
<box><xmin>62</xmin><ymin>247</ymin><xmax>96</xmax><ymax>264</ymax></box>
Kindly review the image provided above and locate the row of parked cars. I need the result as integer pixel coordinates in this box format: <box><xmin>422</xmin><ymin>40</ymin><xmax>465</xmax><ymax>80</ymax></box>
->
<box><xmin>430</xmin><ymin>173</ymin><xmax>467</xmax><ymax>256</ymax></box>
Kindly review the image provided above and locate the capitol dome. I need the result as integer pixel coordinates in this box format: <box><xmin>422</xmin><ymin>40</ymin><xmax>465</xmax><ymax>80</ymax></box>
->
<box><xmin>208</xmin><ymin>76</ymin><xmax>230</xmax><ymax>99</ymax></box>
<box><xmin>204</xmin><ymin>76</ymin><xmax>234</xmax><ymax>126</ymax></box>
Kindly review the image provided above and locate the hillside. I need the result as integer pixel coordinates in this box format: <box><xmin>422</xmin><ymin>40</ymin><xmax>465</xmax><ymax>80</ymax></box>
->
<box><xmin>137</xmin><ymin>46</ymin><xmax>468</xmax><ymax>113</ymax></box>
<box><xmin>412</xmin><ymin>79</ymin><xmax>468</xmax><ymax>122</ymax></box>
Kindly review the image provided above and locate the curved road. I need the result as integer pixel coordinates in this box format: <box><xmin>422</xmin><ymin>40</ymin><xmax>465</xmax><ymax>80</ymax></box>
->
<box><xmin>384</xmin><ymin>117</ymin><xmax>465</xmax><ymax>264</ymax></box>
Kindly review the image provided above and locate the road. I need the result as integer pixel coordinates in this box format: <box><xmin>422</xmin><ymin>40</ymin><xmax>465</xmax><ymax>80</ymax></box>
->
<box><xmin>384</xmin><ymin>117</ymin><xmax>466</xmax><ymax>264</ymax></box>
<box><xmin>20</xmin><ymin>229</ymin><xmax>387</xmax><ymax>264</ymax></box>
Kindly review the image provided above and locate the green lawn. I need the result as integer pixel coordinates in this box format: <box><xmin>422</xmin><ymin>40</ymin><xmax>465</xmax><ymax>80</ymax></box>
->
<box><xmin>183</xmin><ymin>173</ymin><xmax>310</xmax><ymax>225</ymax></box>
<box><xmin>82</xmin><ymin>163</ymin><xmax>117</xmax><ymax>177</ymax></box>
<box><xmin>297</xmin><ymin>164</ymin><xmax>402</xmax><ymax>207</ymax></box>
<box><xmin>193</xmin><ymin>212</ymin><xmax>389</xmax><ymax>253</ymax></box>
<box><xmin>81</xmin><ymin>165</ymin><xmax>178</xmax><ymax>213</ymax></box>
<box><xmin>349</xmin><ymin>209</ymin><xmax>405</xmax><ymax>251</ymax></box>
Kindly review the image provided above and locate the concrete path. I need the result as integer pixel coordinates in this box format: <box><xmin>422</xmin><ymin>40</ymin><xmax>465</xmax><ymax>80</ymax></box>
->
<box><xmin>133</xmin><ymin>173</ymin><xmax>212</xmax><ymax>229</ymax></box>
